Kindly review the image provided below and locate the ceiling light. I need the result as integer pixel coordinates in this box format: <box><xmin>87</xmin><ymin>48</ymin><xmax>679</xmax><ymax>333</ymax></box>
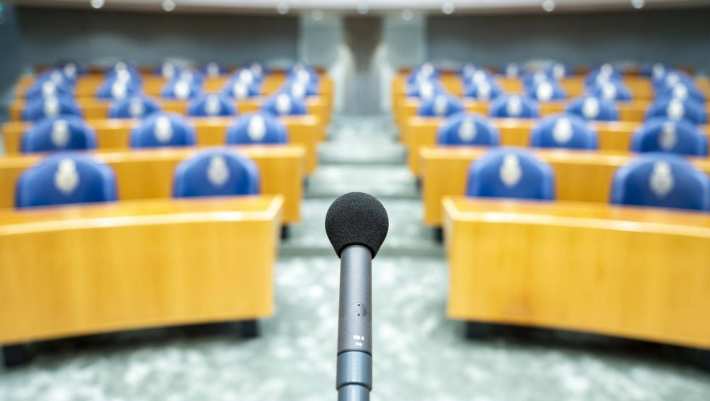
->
<box><xmin>357</xmin><ymin>2</ymin><xmax>369</xmax><ymax>15</ymax></box>
<box><xmin>401</xmin><ymin>9</ymin><xmax>413</xmax><ymax>21</ymax></box>
<box><xmin>312</xmin><ymin>10</ymin><xmax>324</xmax><ymax>21</ymax></box>
<box><xmin>631</xmin><ymin>0</ymin><xmax>645</xmax><ymax>9</ymax></box>
<box><xmin>277</xmin><ymin>1</ymin><xmax>289</xmax><ymax>14</ymax></box>
<box><xmin>90</xmin><ymin>0</ymin><xmax>105</xmax><ymax>9</ymax></box>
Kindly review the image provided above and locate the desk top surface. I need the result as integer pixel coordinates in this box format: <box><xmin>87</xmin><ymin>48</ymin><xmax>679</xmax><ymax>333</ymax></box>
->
<box><xmin>444</xmin><ymin>196</ymin><xmax>710</xmax><ymax>236</ymax></box>
<box><xmin>0</xmin><ymin>196</ymin><xmax>283</xmax><ymax>234</ymax></box>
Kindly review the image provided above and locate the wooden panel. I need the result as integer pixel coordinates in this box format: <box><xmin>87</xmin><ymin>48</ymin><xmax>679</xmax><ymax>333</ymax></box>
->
<box><xmin>443</xmin><ymin>197</ymin><xmax>710</xmax><ymax>349</ymax></box>
<box><xmin>2</xmin><ymin>116</ymin><xmax>321</xmax><ymax>173</ymax></box>
<box><xmin>405</xmin><ymin>117</ymin><xmax>710</xmax><ymax>175</ymax></box>
<box><xmin>0</xmin><ymin>196</ymin><xmax>282</xmax><ymax>344</ymax></box>
<box><xmin>421</xmin><ymin>147</ymin><xmax>710</xmax><ymax>226</ymax></box>
<box><xmin>0</xmin><ymin>145</ymin><xmax>304</xmax><ymax>223</ymax></box>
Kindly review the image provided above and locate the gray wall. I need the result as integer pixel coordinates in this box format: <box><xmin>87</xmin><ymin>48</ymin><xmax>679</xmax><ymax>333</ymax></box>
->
<box><xmin>0</xmin><ymin>5</ymin><xmax>22</xmax><ymax>120</ymax></box>
<box><xmin>427</xmin><ymin>9</ymin><xmax>710</xmax><ymax>72</ymax></box>
<box><xmin>15</xmin><ymin>7</ymin><xmax>300</xmax><ymax>67</ymax></box>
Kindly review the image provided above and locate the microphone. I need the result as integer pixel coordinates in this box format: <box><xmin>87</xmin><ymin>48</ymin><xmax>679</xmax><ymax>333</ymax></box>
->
<box><xmin>325</xmin><ymin>192</ymin><xmax>388</xmax><ymax>401</ymax></box>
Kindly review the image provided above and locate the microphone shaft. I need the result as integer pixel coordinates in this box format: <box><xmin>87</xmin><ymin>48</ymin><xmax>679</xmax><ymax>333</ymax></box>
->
<box><xmin>336</xmin><ymin>245</ymin><xmax>372</xmax><ymax>401</ymax></box>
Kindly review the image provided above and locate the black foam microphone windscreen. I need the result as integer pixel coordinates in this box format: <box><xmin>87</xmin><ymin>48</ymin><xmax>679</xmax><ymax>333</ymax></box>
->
<box><xmin>325</xmin><ymin>192</ymin><xmax>389</xmax><ymax>258</ymax></box>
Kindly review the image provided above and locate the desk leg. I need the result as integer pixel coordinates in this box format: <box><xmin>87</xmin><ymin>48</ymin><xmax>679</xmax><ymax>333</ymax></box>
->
<box><xmin>281</xmin><ymin>225</ymin><xmax>291</xmax><ymax>240</ymax></box>
<box><xmin>433</xmin><ymin>227</ymin><xmax>443</xmax><ymax>243</ymax></box>
<box><xmin>3</xmin><ymin>344</ymin><xmax>34</xmax><ymax>368</ymax></box>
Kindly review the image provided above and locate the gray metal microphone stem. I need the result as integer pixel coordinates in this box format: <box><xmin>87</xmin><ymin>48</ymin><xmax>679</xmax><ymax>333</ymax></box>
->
<box><xmin>336</xmin><ymin>245</ymin><xmax>372</xmax><ymax>401</ymax></box>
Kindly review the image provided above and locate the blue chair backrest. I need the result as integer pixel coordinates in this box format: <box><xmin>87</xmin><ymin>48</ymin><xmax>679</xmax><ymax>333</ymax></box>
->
<box><xmin>406</xmin><ymin>63</ymin><xmax>438</xmax><ymax>85</ymax></box>
<box><xmin>655</xmin><ymin>83</ymin><xmax>706</xmax><ymax>105</ymax></box>
<box><xmin>22</xmin><ymin>96</ymin><xmax>82</xmax><ymax>122</ymax></box>
<box><xmin>221</xmin><ymin>79</ymin><xmax>261</xmax><ymax>100</ymax></box>
<box><xmin>463</xmin><ymin>81</ymin><xmax>502</xmax><ymax>101</ymax></box>
<box><xmin>418</xmin><ymin>94</ymin><xmax>464</xmax><ymax>117</ymax></box>
<box><xmin>109</xmin><ymin>96</ymin><xmax>162</xmax><ymax>119</ymax></box>
<box><xmin>530</xmin><ymin>115</ymin><xmax>598</xmax><ymax>150</ymax></box>
<box><xmin>646</xmin><ymin>98</ymin><xmax>707</xmax><ymax>125</ymax></box>
<box><xmin>436</xmin><ymin>113</ymin><xmax>500</xmax><ymax>146</ymax></box>
<box><xmin>202</xmin><ymin>62</ymin><xmax>227</xmax><ymax>77</ymax></box>
<box><xmin>105</xmin><ymin>62</ymin><xmax>141</xmax><ymax>82</ymax></box>
<box><xmin>156</xmin><ymin>62</ymin><xmax>185</xmax><ymax>80</ymax></box>
<box><xmin>161</xmin><ymin>78</ymin><xmax>203</xmax><ymax>100</ymax></box>
<box><xmin>489</xmin><ymin>95</ymin><xmax>539</xmax><ymax>119</ymax></box>
<box><xmin>288</xmin><ymin>65</ymin><xmax>320</xmax><ymax>86</ymax></box>
<box><xmin>585</xmin><ymin>64</ymin><xmax>623</xmax><ymax>86</ymax></box>
<box><xmin>172</xmin><ymin>149</ymin><xmax>260</xmax><ymax>198</ymax></box>
<box><xmin>226</xmin><ymin>113</ymin><xmax>288</xmax><ymax>145</ymax></box>
<box><xmin>611</xmin><ymin>154</ymin><xmax>710</xmax><ymax>211</ymax></box>
<box><xmin>631</xmin><ymin>118</ymin><xmax>708</xmax><ymax>156</ymax></box>
<box><xmin>653</xmin><ymin>71</ymin><xmax>694</xmax><ymax>91</ymax></box>
<box><xmin>503</xmin><ymin>63</ymin><xmax>522</xmax><ymax>78</ymax></box>
<box><xmin>15</xmin><ymin>153</ymin><xmax>117</xmax><ymax>208</ymax></box>
<box><xmin>21</xmin><ymin>117</ymin><xmax>97</xmax><ymax>153</ymax></box>
<box><xmin>187</xmin><ymin>94</ymin><xmax>236</xmax><ymax>117</ymax></box>
<box><xmin>525</xmin><ymin>81</ymin><xmax>567</xmax><ymax>101</ymax></box>
<box><xmin>406</xmin><ymin>80</ymin><xmax>445</xmax><ymax>99</ymax></box>
<box><xmin>462</xmin><ymin>69</ymin><xmax>495</xmax><ymax>86</ymax></box>
<box><xmin>587</xmin><ymin>80</ymin><xmax>632</xmax><ymax>102</ymax></box>
<box><xmin>466</xmin><ymin>148</ymin><xmax>555</xmax><ymax>200</ymax></box>
<box><xmin>281</xmin><ymin>79</ymin><xmax>319</xmax><ymax>98</ymax></box>
<box><xmin>130</xmin><ymin>113</ymin><xmax>197</xmax><ymax>148</ymax></box>
<box><xmin>25</xmin><ymin>79</ymin><xmax>74</xmax><ymax>101</ymax></box>
<box><xmin>96</xmin><ymin>78</ymin><xmax>142</xmax><ymax>100</ymax></box>
<box><xmin>261</xmin><ymin>93</ymin><xmax>307</xmax><ymax>116</ymax></box>
<box><xmin>565</xmin><ymin>96</ymin><xmax>619</xmax><ymax>121</ymax></box>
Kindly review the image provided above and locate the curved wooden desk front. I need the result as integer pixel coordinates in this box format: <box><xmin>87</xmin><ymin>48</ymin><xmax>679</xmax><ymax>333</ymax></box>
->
<box><xmin>443</xmin><ymin>197</ymin><xmax>710</xmax><ymax>349</ymax></box>
<box><xmin>8</xmin><ymin>96</ymin><xmax>331</xmax><ymax>127</ymax></box>
<box><xmin>421</xmin><ymin>147</ymin><xmax>710</xmax><ymax>226</ymax></box>
<box><xmin>0</xmin><ymin>196</ymin><xmax>282</xmax><ymax>345</ymax></box>
<box><xmin>405</xmin><ymin>117</ymin><xmax>710</xmax><ymax>175</ymax></box>
<box><xmin>2</xmin><ymin>116</ymin><xmax>322</xmax><ymax>173</ymax></box>
<box><xmin>0</xmin><ymin>145</ymin><xmax>304</xmax><ymax>223</ymax></box>
<box><xmin>15</xmin><ymin>72</ymin><xmax>334</xmax><ymax>101</ymax></box>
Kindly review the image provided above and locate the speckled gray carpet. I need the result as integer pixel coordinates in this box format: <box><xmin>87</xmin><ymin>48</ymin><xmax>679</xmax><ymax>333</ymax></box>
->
<box><xmin>1</xmin><ymin>115</ymin><xmax>709</xmax><ymax>401</ymax></box>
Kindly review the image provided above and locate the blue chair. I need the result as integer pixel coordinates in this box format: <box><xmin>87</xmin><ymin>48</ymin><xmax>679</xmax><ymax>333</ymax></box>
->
<box><xmin>463</xmin><ymin>81</ymin><xmax>502</xmax><ymax>101</ymax></box>
<box><xmin>289</xmin><ymin>65</ymin><xmax>320</xmax><ymax>86</ymax></box>
<box><xmin>246</xmin><ymin>62</ymin><xmax>266</xmax><ymax>80</ymax></box>
<box><xmin>611</xmin><ymin>154</ymin><xmax>710</xmax><ymax>211</ymax></box>
<box><xmin>105</xmin><ymin>62</ymin><xmax>141</xmax><ymax>81</ymax></box>
<box><xmin>640</xmin><ymin>63</ymin><xmax>669</xmax><ymax>80</ymax></box>
<box><xmin>631</xmin><ymin>119</ymin><xmax>708</xmax><ymax>156</ymax></box>
<box><xmin>187</xmin><ymin>94</ymin><xmax>236</xmax><ymax>117</ymax></box>
<box><xmin>15</xmin><ymin>153</ymin><xmax>117</xmax><ymax>208</ymax></box>
<box><xmin>466</xmin><ymin>148</ymin><xmax>555</xmax><ymax>200</ymax></box>
<box><xmin>530</xmin><ymin>115</ymin><xmax>598</xmax><ymax>150</ymax></box>
<box><xmin>161</xmin><ymin>78</ymin><xmax>203</xmax><ymax>100</ymax></box>
<box><xmin>462</xmin><ymin>69</ymin><xmax>495</xmax><ymax>86</ymax></box>
<box><xmin>406</xmin><ymin>80</ymin><xmax>444</xmax><ymax>99</ymax></box>
<box><xmin>109</xmin><ymin>96</ymin><xmax>161</xmax><ymax>119</ymax></box>
<box><xmin>645</xmin><ymin>98</ymin><xmax>707</xmax><ymax>125</ymax></box>
<box><xmin>21</xmin><ymin>117</ymin><xmax>96</xmax><ymax>153</ymax></box>
<box><xmin>503</xmin><ymin>63</ymin><xmax>522</xmax><ymax>78</ymax></box>
<box><xmin>521</xmin><ymin>71</ymin><xmax>556</xmax><ymax>88</ymax></box>
<box><xmin>226</xmin><ymin>113</ymin><xmax>288</xmax><ymax>145</ymax></box>
<box><xmin>489</xmin><ymin>95</ymin><xmax>539</xmax><ymax>119</ymax></box>
<box><xmin>202</xmin><ymin>62</ymin><xmax>228</xmax><ymax>77</ymax></box>
<box><xmin>221</xmin><ymin>79</ymin><xmax>261</xmax><ymax>100</ymax></box>
<box><xmin>22</xmin><ymin>96</ymin><xmax>82</xmax><ymax>122</ymax></box>
<box><xmin>281</xmin><ymin>80</ymin><xmax>319</xmax><ymax>98</ymax></box>
<box><xmin>436</xmin><ymin>114</ymin><xmax>500</xmax><ymax>147</ymax></box>
<box><xmin>565</xmin><ymin>96</ymin><xmax>619</xmax><ymax>121</ymax></box>
<box><xmin>459</xmin><ymin>64</ymin><xmax>482</xmax><ymax>80</ymax></box>
<box><xmin>543</xmin><ymin>63</ymin><xmax>569</xmax><ymax>80</ymax></box>
<box><xmin>232</xmin><ymin>68</ymin><xmax>264</xmax><ymax>87</ymax></box>
<box><xmin>418</xmin><ymin>94</ymin><xmax>464</xmax><ymax>117</ymax></box>
<box><xmin>526</xmin><ymin>81</ymin><xmax>567</xmax><ymax>102</ymax></box>
<box><xmin>656</xmin><ymin>84</ymin><xmax>706</xmax><ymax>105</ymax></box>
<box><xmin>652</xmin><ymin>70</ymin><xmax>694</xmax><ymax>91</ymax></box>
<box><xmin>172</xmin><ymin>149</ymin><xmax>260</xmax><ymax>198</ymax></box>
<box><xmin>130</xmin><ymin>113</ymin><xmax>196</xmax><ymax>148</ymax></box>
<box><xmin>156</xmin><ymin>62</ymin><xmax>184</xmax><ymax>80</ymax></box>
<box><xmin>96</xmin><ymin>78</ymin><xmax>142</xmax><ymax>100</ymax></box>
<box><xmin>25</xmin><ymin>79</ymin><xmax>74</xmax><ymax>101</ymax></box>
<box><xmin>406</xmin><ymin>63</ymin><xmax>438</xmax><ymax>85</ymax></box>
<box><xmin>261</xmin><ymin>93</ymin><xmax>307</xmax><ymax>116</ymax></box>
<box><xmin>587</xmin><ymin>81</ymin><xmax>632</xmax><ymax>102</ymax></box>
<box><xmin>585</xmin><ymin>64</ymin><xmax>623</xmax><ymax>86</ymax></box>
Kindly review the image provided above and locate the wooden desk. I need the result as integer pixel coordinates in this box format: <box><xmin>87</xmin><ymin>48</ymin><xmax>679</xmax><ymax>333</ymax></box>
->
<box><xmin>443</xmin><ymin>197</ymin><xmax>710</xmax><ymax>349</ymax></box>
<box><xmin>0</xmin><ymin>196</ymin><xmax>282</xmax><ymax>345</ymax></box>
<box><xmin>15</xmin><ymin>72</ymin><xmax>334</xmax><ymax>100</ymax></box>
<box><xmin>8</xmin><ymin>96</ymin><xmax>332</xmax><ymax>127</ymax></box>
<box><xmin>0</xmin><ymin>145</ymin><xmax>304</xmax><ymax>223</ymax></box>
<box><xmin>405</xmin><ymin>117</ymin><xmax>710</xmax><ymax>175</ymax></box>
<box><xmin>421</xmin><ymin>147</ymin><xmax>710</xmax><ymax>226</ymax></box>
<box><xmin>2</xmin><ymin>116</ymin><xmax>321</xmax><ymax>173</ymax></box>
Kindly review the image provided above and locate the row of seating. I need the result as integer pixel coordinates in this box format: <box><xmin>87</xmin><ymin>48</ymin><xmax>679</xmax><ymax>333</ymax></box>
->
<box><xmin>437</xmin><ymin>113</ymin><xmax>708</xmax><ymax>156</ymax></box>
<box><xmin>16</xmin><ymin>149</ymin><xmax>261</xmax><ymax>208</ymax></box>
<box><xmin>19</xmin><ymin>113</ymin><xmax>289</xmax><ymax>153</ymax></box>
<box><xmin>464</xmin><ymin>149</ymin><xmax>710</xmax><ymax>212</ymax></box>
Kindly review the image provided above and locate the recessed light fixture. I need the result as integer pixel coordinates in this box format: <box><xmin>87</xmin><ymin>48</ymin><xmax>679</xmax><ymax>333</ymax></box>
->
<box><xmin>162</xmin><ymin>0</ymin><xmax>176</xmax><ymax>12</ymax></box>
<box><xmin>442</xmin><ymin>1</ymin><xmax>455</xmax><ymax>15</ymax></box>
<box><xmin>401</xmin><ymin>9</ymin><xmax>413</xmax><ymax>21</ymax></box>
<box><xmin>542</xmin><ymin>0</ymin><xmax>555</xmax><ymax>12</ymax></box>
<box><xmin>277</xmin><ymin>1</ymin><xmax>289</xmax><ymax>15</ymax></box>
<box><xmin>357</xmin><ymin>2</ymin><xmax>369</xmax><ymax>15</ymax></box>
<box><xmin>631</xmin><ymin>0</ymin><xmax>645</xmax><ymax>9</ymax></box>
<box><xmin>90</xmin><ymin>0</ymin><xmax>105</xmax><ymax>9</ymax></box>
